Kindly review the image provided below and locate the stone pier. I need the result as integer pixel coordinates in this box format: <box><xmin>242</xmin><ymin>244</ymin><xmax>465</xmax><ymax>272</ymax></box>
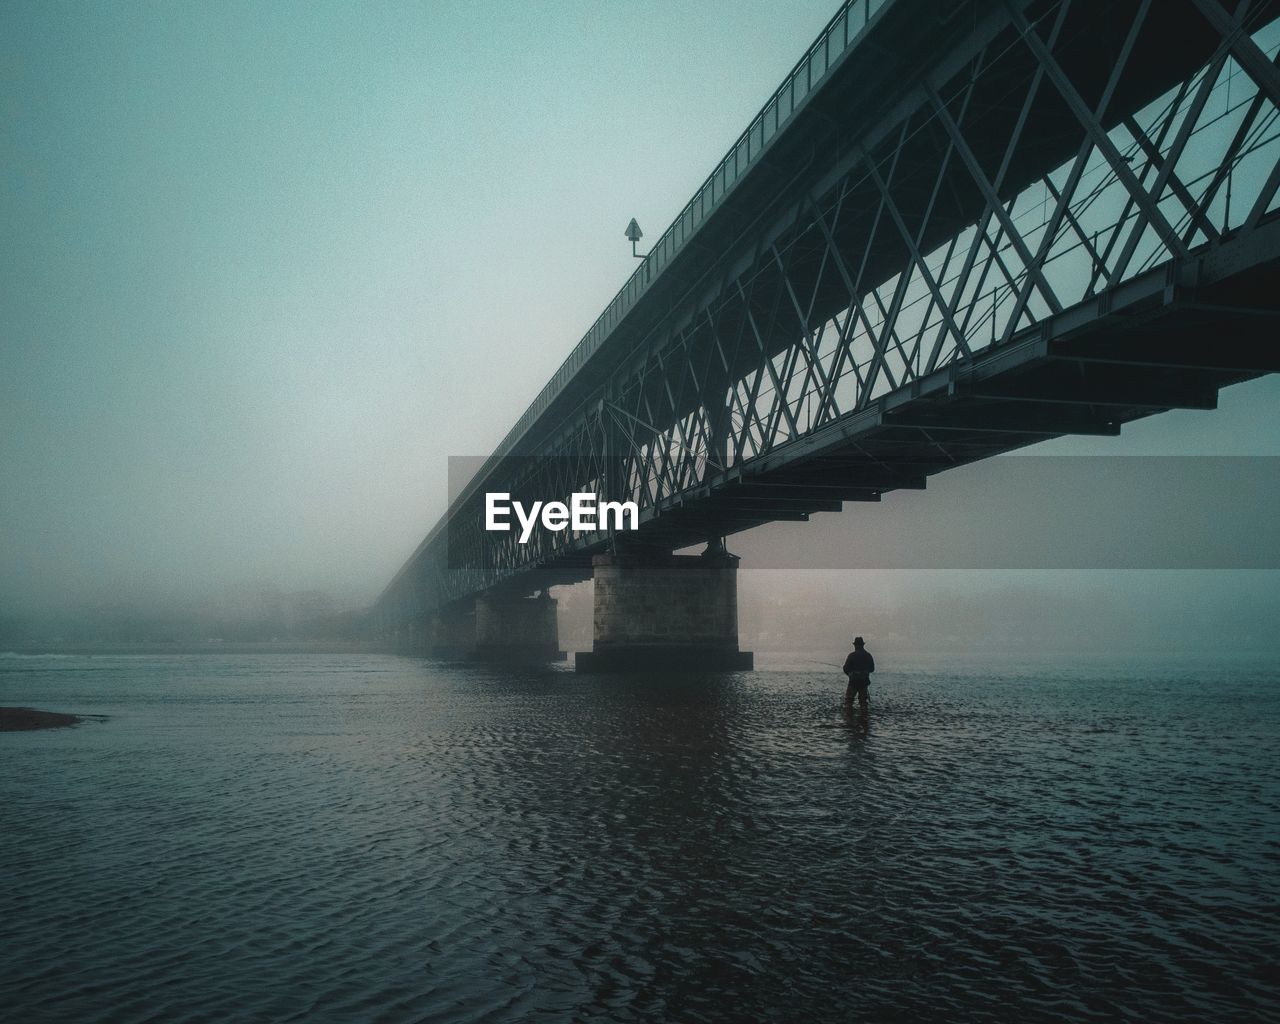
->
<box><xmin>575</xmin><ymin>544</ymin><xmax>753</xmax><ymax>673</ymax></box>
<box><xmin>389</xmin><ymin>617</ymin><xmax>415</xmax><ymax>653</ymax></box>
<box><xmin>408</xmin><ymin>592</ymin><xmax>564</xmax><ymax>662</ymax></box>
<box><xmin>427</xmin><ymin>599</ymin><xmax>477</xmax><ymax>660</ymax></box>
<box><xmin>473</xmin><ymin>590</ymin><xmax>565</xmax><ymax>662</ymax></box>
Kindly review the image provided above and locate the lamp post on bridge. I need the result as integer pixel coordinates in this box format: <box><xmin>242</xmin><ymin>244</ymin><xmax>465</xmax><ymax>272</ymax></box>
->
<box><xmin>625</xmin><ymin>218</ymin><xmax>645</xmax><ymax>258</ymax></box>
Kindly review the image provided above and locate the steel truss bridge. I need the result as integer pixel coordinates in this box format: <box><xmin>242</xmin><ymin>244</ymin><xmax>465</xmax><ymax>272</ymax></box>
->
<box><xmin>376</xmin><ymin>0</ymin><xmax>1280</xmax><ymax>631</ymax></box>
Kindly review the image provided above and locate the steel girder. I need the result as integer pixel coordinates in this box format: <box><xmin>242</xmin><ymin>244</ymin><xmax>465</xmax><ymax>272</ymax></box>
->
<box><xmin>376</xmin><ymin>0</ymin><xmax>1280</xmax><ymax>628</ymax></box>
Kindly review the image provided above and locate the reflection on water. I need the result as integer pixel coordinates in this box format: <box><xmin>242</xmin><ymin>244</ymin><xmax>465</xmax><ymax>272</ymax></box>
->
<box><xmin>1</xmin><ymin>652</ymin><xmax>1277</xmax><ymax>1022</ymax></box>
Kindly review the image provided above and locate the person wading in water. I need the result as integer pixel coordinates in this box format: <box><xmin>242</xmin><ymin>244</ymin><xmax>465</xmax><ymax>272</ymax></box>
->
<box><xmin>843</xmin><ymin>636</ymin><xmax>875</xmax><ymax>708</ymax></box>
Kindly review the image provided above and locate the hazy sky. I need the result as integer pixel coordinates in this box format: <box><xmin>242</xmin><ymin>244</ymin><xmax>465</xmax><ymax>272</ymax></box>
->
<box><xmin>2</xmin><ymin>0</ymin><xmax>1278</xmax><ymax>619</ymax></box>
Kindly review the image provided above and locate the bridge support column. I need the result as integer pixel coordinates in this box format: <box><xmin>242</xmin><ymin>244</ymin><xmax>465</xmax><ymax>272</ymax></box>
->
<box><xmin>576</xmin><ymin>544</ymin><xmax>753</xmax><ymax>673</ymax></box>
<box><xmin>427</xmin><ymin>600</ymin><xmax>476</xmax><ymax>659</ymax></box>
<box><xmin>473</xmin><ymin>590</ymin><xmax>565</xmax><ymax>663</ymax></box>
<box><xmin>392</xmin><ymin>618</ymin><xmax>421</xmax><ymax>655</ymax></box>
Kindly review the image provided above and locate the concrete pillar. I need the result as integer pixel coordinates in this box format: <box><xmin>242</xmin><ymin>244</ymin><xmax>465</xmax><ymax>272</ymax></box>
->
<box><xmin>391</xmin><ymin>621</ymin><xmax>407</xmax><ymax>653</ymax></box>
<box><xmin>408</xmin><ymin>592</ymin><xmax>563</xmax><ymax>663</ymax></box>
<box><xmin>576</xmin><ymin>544</ymin><xmax>753</xmax><ymax>672</ymax></box>
<box><xmin>427</xmin><ymin>599</ymin><xmax>476</xmax><ymax>659</ymax></box>
<box><xmin>394</xmin><ymin>615</ymin><xmax>428</xmax><ymax>655</ymax></box>
<box><xmin>473</xmin><ymin>590</ymin><xmax>565</xmax><ymax>662</ymax></box>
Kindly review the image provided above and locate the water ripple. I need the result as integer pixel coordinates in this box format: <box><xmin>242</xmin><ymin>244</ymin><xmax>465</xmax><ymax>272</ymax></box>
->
<box><xmin>1</xmin><ymin>653</ymin><xmax>1277</xmax><ymax>1022</ymax></box>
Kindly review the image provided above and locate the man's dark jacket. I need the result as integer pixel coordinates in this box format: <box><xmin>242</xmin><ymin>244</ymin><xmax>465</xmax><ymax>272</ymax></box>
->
<box><xmin>843</xmin><ymin>649</ymin><xmax>875</xmax><ymax>678</ymax></box>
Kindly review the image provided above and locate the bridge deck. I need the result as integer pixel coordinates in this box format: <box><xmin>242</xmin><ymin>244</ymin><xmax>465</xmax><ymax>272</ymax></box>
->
<box><xmin>377</xmin><ymin>0</ymin><xmax>1280</xmax><ymax>624</ymax></box>
<box><xmin>515</xmin><ymin>227</ymin><xmax>1280</xmax><ymax>573</ymax></box>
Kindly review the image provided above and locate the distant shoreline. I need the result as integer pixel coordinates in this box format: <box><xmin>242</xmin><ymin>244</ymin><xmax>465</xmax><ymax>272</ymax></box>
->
<box><xmin>1</xmin><ymin>641</ymin><xmax>386</xmax><ymax>657</ymax></box>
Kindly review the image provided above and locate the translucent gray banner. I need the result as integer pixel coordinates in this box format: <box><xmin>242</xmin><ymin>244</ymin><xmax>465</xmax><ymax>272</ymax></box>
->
<box><xmin>447</xmin><ymin>456</ymin><xmax>1280</xmax><ymax>569</ymax></box>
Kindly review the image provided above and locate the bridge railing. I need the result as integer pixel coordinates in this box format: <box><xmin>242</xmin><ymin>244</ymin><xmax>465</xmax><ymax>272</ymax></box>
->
<box><xmin>380</xmin><ymin>0</ymin><xmax>1280</xmax><ymax>621</ymax></box>
<box><xmin>489</xmin><ymin>0</ymin><xmax>893</xmax><ymax>466</ymax></box>
<box><xmin>381</xmin><ymin>3</ymin><xmax>896</xmax><ymax>608</ymax></box>
<box><xmin>386</xmin><ymin>2</ymin><xmax>896</xmax><ymax>593</ymax></box>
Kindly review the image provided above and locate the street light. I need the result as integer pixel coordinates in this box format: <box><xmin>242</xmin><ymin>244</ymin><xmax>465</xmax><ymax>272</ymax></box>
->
<box><xmin>624</xmin><ymin>218</ymin><xmax>645</xmax><ymax>258</ymax></box>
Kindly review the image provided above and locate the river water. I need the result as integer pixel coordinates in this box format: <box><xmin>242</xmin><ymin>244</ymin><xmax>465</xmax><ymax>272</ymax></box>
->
<box><xmin>2</xmin><ymin>651</ymin><xmax>1276</xmax><ymax>1023</ymax></box>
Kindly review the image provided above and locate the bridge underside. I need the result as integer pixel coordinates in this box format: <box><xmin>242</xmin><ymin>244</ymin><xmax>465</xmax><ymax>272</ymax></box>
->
<box><xmin>376</xmin><ymin>0</ymin><xmax>1280</xmax><ymax>670</ymax></box>
<box><xmin>398</xmin><ymin>236</ymin><xmax>1279</xmax><ymax>669</ymax></box>
<box><xmin>617</xmin><ymin>239</ymin><xmax>1280</xmax><ymax>553</ymax></box>
<box><xmin>460</xmin><ymin>232</ymin><xmax>1280</xmax><ymax>580</ymax></box>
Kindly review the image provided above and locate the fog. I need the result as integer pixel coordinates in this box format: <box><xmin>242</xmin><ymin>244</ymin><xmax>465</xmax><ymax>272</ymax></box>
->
<box><xmin>2</xmin><ymin>2</ymin><xmax>1278</xmax><ymax>648</ymax></box>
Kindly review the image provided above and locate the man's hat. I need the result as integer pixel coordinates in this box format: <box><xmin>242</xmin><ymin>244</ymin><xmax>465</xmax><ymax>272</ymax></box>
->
<box><xmin>852</xmin><ymin>636</ymin><xmax>865</xmax><ymax>646</ymax></box>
